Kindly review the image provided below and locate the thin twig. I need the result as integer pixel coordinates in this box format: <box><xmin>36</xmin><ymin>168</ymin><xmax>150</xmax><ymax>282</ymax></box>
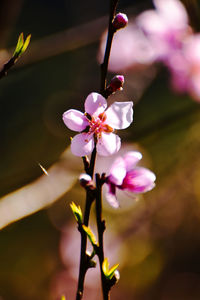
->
<box><xmin>95</xmin><ymin>174</ymin><xmax>110</xmax><ymax>300</ymax></box>
<box><xmin>100</xmin><ymin>0</ymin><xmax>119</xmax><ymax>95</ymax></box>
<box><xmin>76</xmin><ymin>188</ymin><xmax>95</xmax><ymax>300</ymax></box>
<box><xmin>76</xmin><ymin>0</ymin><xmax>119</xmax><ymax>297</ymax></box>
<box><xmin>76</xmin><ymin>145</ymin><xmax>97</xmax><ymax>300</ymax></box>
<box><xmin>0</xmin><ymin>56</ymin><xmax>16</xmax><ymax>80</ymax></box>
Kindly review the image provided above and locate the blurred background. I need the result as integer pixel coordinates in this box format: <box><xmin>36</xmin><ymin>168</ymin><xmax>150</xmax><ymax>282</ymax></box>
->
<box><xmin>1</xmin><ymin>0</ymin><xmax>200</xmax><ymax>299</ymax></box>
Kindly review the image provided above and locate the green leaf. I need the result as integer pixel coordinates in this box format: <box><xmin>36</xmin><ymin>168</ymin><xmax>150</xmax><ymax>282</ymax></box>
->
<box><xmin>82</xmin><ymin>225</ymin><xmax>97</xmax><ymax>246</ymax></box>
<box><xmin>13</xmin><ymin>33</ymin><xmax>31</xmax><ymax>58</ymax></box>
<box><xmin>70</xmin><ymin>202</ymin><xmax>83</xmax><ymax>223</ymax></box>
<box><xmin>102</xmin><ymin>257</ymin><xmax>109</xmax><ymax>274</ymax></box>
<box><xmin>14</xmin><ymin>33</ymin><xmax>24</xmax><ymax>56</ymax></box>
<box><xmin>22</xmin><ymin>34</ymin><xmax>31</xmax><ymax>54</ymax></box>
<box><xmin>102</xmin><ymin>258</ymin><xmax>119</xmax><ymax>279</ymax></box>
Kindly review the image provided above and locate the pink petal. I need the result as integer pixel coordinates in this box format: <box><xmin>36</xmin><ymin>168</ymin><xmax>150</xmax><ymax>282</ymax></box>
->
<box><xmin>98</xmin><ymin>24</ymin><xmax>156</xmax><ymax>72</ymax></box>
<box><xmin>105</xmin><ymin>183</ymin><xmax>119</xmax><ymax>208</ymax></box>
<box><xmin>96</xmin><ymin>132</ymin><xmax>121</xmax><ymax>156</ymax></box>
<box><xmin>105</xmin><ymin>102</ymin><xmax>133</xmax><ymax>129</ymax></box>
<box><xmin>63</xmin><ymin>109</ymin><xmax>89</xmax><ymax>132</ymax></box>
<box><xmin>137</xmin><ymin>10</ymin><xmax>167</xmax><ymax>36</ymax></box>
<box><xmin>84</xmin><ymin>92</ymin><xmax>107</xmax><ymax>117</ymax></box>
<box><xmin>71</xmin><ymin>133</ymin><xmax>94</xmax><ymax>157</ymax></box>
<box><xmin>109</xmin><ymin>157</ymin><xmax>126</xmax><ymax>185</ymax></box>
<box><xmin>154</xmin><ymin>0</ymin><xmax>188</xmax><ymax>28</ymax></box>
<box><xmin>123</xmin><ymin>151</ymin><xmax>142</xmax><ymax>171</ymax></box>
<box><xmin>122</xmin><ymin>167</ymin><xmax>156</xmax><ymax>193</ymax></box>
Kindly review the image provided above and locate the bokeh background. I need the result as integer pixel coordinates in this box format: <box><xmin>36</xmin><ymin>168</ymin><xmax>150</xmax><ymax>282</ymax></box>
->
<box><xmin>1</xmin><ymin>0</ymin><xmax>200</xmax><ymax>299</ymax></box>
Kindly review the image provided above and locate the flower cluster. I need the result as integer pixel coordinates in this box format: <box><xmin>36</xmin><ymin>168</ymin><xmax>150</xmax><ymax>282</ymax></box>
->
<box><xmin>99</xmin><ymin>0</ymin><xmax>200</xmax><ymax>101</ymax></box>
<box><xmin>63</xmin><ymin>5</ymin><xmax>157</xmax><ymax>300</ymax></box>
<box><xmin>63</xmin><ymin>90</ymin><xmax>155</xmax><ymax>205</ymax></box>
<box><xmin>62</xmin><ymin>10</ymin><xmax>156</xmax><ymax>207</ymax></box>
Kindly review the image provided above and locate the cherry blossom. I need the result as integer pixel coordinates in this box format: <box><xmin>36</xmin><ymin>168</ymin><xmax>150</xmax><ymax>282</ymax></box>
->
<box><xmin>62</xmin><ymin>92</ymin><xmax>133</xmax><ymax>156</ymax></box>
<box><xmin>98</xmin><ymin>0</ymin><xmax>191</xmax><ymax>72</ymax></box>
<box><xmin>169</xmin><ymin>34</ymin><xmax>200</xmax><ymax>101</ymax></box>
<box><xmin>136</xmin><ymin>0</ymin><xmax>191</xmax><ymax>64</ymax></box>
<box><xmin>98</xmin><ymin>21</ymin><xmax>157</xmax><ymax>72</ymax></box>
<box><xmin>105</xmin><ymin>151</ymin><xmax>156</xmax><ymax>208</ymax></box>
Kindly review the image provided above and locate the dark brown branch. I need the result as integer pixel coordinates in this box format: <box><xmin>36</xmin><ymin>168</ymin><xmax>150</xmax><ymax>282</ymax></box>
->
<box><xmin>76</xmin><ymin>188</ymin><xmax>95</xmax><ymax>300</ymax></box>
<box><xmin>95</xmin><ymin>174</ymin><xmax>110</xmax><ymax>300</ymax></box>
<box><xmin>0</xmin><ymin>55</ymin><xmax>17</xmax><ymax>80</ymax></box>
<box><xmin>100</xmin><ymin>0</ymin><xmax>119</xmax><ymax>96</ymax></box>
<box><xmin>76</xmin><ymin>145</ymin><xmax>97</xmax><ymax>300</ymax></box>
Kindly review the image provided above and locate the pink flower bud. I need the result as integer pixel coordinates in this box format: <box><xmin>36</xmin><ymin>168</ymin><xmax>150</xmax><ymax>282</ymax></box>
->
<box><xmin>110</xmin><ymin>75</ymin><xmax>124</xmax><ymax>91</ymax></box>
<box><xmin>105</xmin><ymin>75</ymin><xmax>124</xmax><ymax>97</ymax></box>
<box><xmin>112</xmin><ymin>13</ymin><xmax>128</xmax><ymax>30</ymax></box>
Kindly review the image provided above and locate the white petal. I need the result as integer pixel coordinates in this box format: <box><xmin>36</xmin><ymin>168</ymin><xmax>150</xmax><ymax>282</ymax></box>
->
<box><xmin>123</xmin><ymin>151</ymin><xmax>142</xmax><ymax>171</ymax></box>
<box><xmin>84</xmin><ymin>92</ymin><xmax>107</xmax><ymax>117</ymax></box>
<box><xmin>63</xmin><ymin>109</ymin><xmax>89</xmax><ymax>132</ymax></box>
<box><xmin>154</xmin><ymin>0</ymin><xmax>188</xmax><ymax>28</ymax></box>
<box><xmin>71</xmin><ymin>133</ymin><xmax>94</xmax><ymax>157</ymax></box>
<box><xmin>97</xmin><ymin>133</ymin><xmax>121</xmax><ymax>156</ymax></box>
<box><xmin>109</xmin><ymin>157</ymin><xmax>126</xmax><ymax>185</ymax></box>
<box><xmin>105</xmin><ymin>184</ymin><xmax>119</xmax><ymax>208</ymax></box>
<box><xmin>106</xmin><ymin>101</ymin><xmax>133</xmax><ymax>129</ymax></box>
<box><xmin>137</xmin><ymin>10</ymin><xmax>167</xmax><ymax>36</ymax></box>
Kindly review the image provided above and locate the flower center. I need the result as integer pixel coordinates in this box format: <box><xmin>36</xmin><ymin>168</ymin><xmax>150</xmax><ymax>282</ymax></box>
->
<box><xmin>87</xmin><ymin>112</ymin><xmax>113</xmax><ymax>138</ymax></box>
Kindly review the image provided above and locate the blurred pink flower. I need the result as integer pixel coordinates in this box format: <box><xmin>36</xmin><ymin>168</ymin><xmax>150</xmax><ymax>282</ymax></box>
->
<box><xmin>136</xmin><ymin>0</ymin><xmax>191</xmax><ymax>64</ymax></box>
<box><xmin>98</xmin><ymin>0</ymin><xmax>191</xmax><ymax>72</ymax></box>
<box><xmin>63</xmin><ymin>92</ymin><xmax>133</xmax><ymax>156</ymax></box>
<box><xmin>98</xmin><ymin>22</ymin><xmax>157</xmax><ymax>72</ymax></box>
<box><xmin>105</xmin><ymin>151</ymin><xmax>156</xmax><ymax>208</ymax></box>
<box><xmin>169</xmin><ymin>34</ymin><xmax>200</xmax><ymax>101</ymax></box>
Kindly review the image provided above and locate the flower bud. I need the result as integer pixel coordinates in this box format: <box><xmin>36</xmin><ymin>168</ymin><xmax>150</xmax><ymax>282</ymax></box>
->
<box><xmin>79</xmin><ymin>173</ymin><xmax>94</xmax><ymax>188</ymax></box>
<box><xmin>112</xmin><ymin>13</ymin><xmax>128</xmax><ymax>31</ymax></box>
<box><xmin>105</xmin><ymin>75</ymin><xmax>124</xmax><ymax>97</ymax></box>
<box><xmin>110</xmin><ymin>75</ymin><xmax>124</xmax><ymax>91</ymax></box>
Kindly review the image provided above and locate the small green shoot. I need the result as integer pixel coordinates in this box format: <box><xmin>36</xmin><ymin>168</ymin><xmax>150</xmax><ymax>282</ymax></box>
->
<box><xmin>82</xmin><ymin>225</ymin><xmax>98</xmax><ymax>246</ymax></box>
<box><xmin>102</xmin><ymin>258</ymin><xmax>119</xmax><ymax>280</ymax></box>
<box><xmin>70</xmin><ymin>202</ymin><xmax>83</xmax><ymax>223</ymax></box>
<box><xmin>13</xmin><ymin>33</ymin><xmax>31</xmax><ymax>58</ymax></box>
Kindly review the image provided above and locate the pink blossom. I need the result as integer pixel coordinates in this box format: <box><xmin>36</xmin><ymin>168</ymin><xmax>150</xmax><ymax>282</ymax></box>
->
<box><xmin>136</xmin><ymin>0</ymin><xmax>191</xmax><ymax>63</ymax></box>
<box><xmin>98</xmin><ymin>22</ymin><xmax>157</xmax><ymax>72</ymax></box>
<box><xmin>105</xmin><ymin>151</ymin><xmax>156</xmax><ymax>208</ymax></box>
<box><xmin>98</xmin><ymin>0</ymin><xmax>190</xmax><ymax>72</ymax></box>
<box><xmin>169</xmin><ymin>34</ymin><xmax>200</xmax><ymax>101</ymax></box>
<box><xmin>62</xmin><ymin>92</ymin><xmax>133</xmax><ymax>156</ymax></box>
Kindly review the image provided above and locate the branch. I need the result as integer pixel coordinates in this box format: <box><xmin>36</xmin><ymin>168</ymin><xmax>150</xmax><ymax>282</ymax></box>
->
<box><xmin>0</xmin><ymin>33</ymin><xmax>31</xmax><ymax>80</ymax></box>
<box><xmin>76</xmin><ymin>145</ymin><xmax>97</xmax><ymax>300</ymax></box>
<box><xmin>100</xmin><ymin>0</ymin><xmax>119</xmax><ymax>95</ymax></box>
<box><xmin>95</xmin><ymin>174</ymin><xmax>109</xmax><ymax>300</ymax></box>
